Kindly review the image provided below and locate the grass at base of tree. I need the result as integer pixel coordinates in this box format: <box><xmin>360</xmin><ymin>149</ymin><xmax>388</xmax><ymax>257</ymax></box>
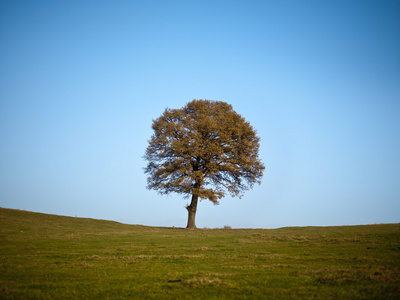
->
<box><xmin>1</xmin><ymin>207</ymin><xmax>399</xmax><ymax>299</ymax></box>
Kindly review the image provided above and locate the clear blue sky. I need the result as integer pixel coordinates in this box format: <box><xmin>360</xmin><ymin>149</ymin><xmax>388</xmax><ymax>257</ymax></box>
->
<box><xmin>1</xmin><ymin>0</ymin><xmax>399</xmax><ymax>228</ymax></box>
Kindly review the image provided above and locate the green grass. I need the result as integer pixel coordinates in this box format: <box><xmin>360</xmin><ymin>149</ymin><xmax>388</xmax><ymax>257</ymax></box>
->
<box><xmin>1</xmin><ymin>207</ymin><xmax>399</xmax><ymax>299</ymax></box>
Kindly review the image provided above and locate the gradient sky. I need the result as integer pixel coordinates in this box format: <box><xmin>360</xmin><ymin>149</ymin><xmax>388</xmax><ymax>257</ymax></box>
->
<box><xmin>1</xmin><ymin>0</ymin><xmax>399</xmax><ymax>228</ymax></box>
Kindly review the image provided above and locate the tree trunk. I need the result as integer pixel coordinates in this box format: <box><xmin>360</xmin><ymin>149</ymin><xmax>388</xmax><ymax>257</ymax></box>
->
<box><xmin>186</xmin><ymin>194</ymin><xmax>198</xmax><ymax>229</ymax></box>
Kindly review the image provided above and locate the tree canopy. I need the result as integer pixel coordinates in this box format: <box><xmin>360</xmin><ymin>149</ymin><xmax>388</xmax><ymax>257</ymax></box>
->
<box><xmin>144</xmin><ymin>99</ymin><xmax>265</xmax><ymax>228</ymax></box>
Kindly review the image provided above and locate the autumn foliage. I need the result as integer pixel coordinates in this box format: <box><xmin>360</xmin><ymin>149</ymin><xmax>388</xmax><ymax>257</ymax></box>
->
<box><xmin>144</xmin><ymin>100</ymin><xmax>265</xmax><ymax>228</ymax></box>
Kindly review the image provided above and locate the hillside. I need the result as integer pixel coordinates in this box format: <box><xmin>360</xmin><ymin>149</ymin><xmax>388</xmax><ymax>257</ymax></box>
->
<box><xmin>1</xmin><ymin>207</ymin><xmax>399</xmax><ymax>299</ymax></box>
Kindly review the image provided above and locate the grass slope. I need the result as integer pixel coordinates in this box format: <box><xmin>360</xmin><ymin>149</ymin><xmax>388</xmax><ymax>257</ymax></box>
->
<box><xmin>0</xmin><ymin>207</ymin><xmax>399</xmax><ymax>299</ymax></box>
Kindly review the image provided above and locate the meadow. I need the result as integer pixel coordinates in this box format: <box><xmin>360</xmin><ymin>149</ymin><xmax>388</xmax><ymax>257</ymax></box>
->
<box><xmin>0</xmin><ymin>207</ymin><xmax>399</xmax><ymax>299</ymax></box>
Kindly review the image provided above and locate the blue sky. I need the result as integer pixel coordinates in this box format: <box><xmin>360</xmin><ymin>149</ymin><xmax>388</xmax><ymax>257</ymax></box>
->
<box><xmin>1</xmin><ymin>0</ymin><xmax>399</xmax><ymax>228</ymax></box>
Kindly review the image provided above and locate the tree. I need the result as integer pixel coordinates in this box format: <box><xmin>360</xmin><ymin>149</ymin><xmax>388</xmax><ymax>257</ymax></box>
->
<box><xmin>144</xmin><ymin>99</ymin><xmax>265</xmax><ymax>229</ymax></box>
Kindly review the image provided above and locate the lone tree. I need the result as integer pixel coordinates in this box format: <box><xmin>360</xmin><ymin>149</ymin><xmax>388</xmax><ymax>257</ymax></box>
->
<box><xmin>144</xmin><ymin>99</ymin><xmax>265</xmax><ymax>229</ymax></box>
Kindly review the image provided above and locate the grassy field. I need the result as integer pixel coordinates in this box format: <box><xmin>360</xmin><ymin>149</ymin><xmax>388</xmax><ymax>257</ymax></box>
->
<box><xmin>0</xmin><ymin>207</ymin><xmax>399</xmax><ymax>299</ymax></box>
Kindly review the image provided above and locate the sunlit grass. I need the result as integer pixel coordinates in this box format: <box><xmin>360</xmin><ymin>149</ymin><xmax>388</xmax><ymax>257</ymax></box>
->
<box><xmin>1</xmin><ymin>207</ymin><xmax>399</xmax><ymax>299</ymax></box>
